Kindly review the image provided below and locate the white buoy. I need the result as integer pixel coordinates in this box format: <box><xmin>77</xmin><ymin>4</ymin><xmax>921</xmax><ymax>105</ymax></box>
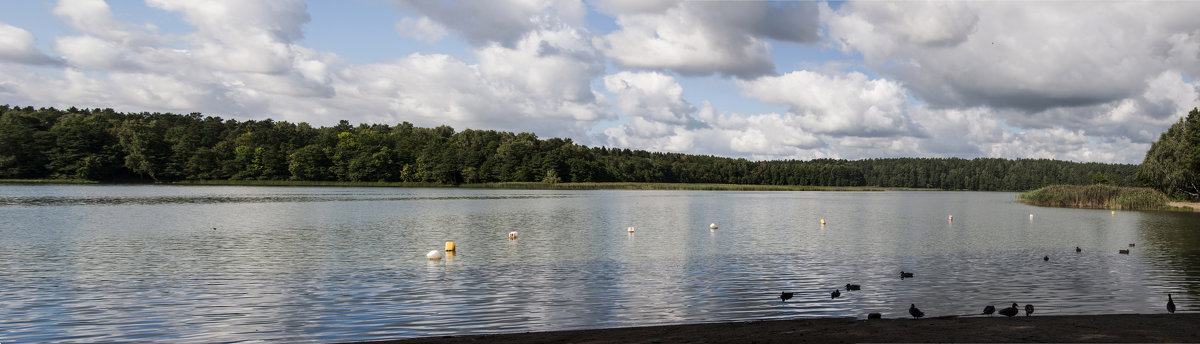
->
<box><xmin>426</xmin><ymin>250</ymin><xmax>443</xmax><ymax>260</ymax></box>
<box><xmin>508</xmin><ymin>231</ymin><xmax>518</xmax><ymax>240</ymax></box>
<box><xmin>627</xmin><ymin>226</ymin><xmax>635</xmax><ymax>233</ymax></box>
<box><xmin>710</xmin><ymin>223</ymin><xmax>718</xmax><ymax>230</ymax></box>
<box><xmin>1029</xmin><ymin>214</ymin><xmax>1034</xmax><ymax>220</ymax></box>
<box><xmin>948</xmin><ymin>215</ymin><xmax>953</xmax><ymax>221</ymax></box>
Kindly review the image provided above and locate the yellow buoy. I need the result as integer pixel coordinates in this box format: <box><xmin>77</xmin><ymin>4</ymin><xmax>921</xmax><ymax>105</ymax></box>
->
<box><xmin>445</xmin><ymin>241</ymin><xmax>456</xmax><ymax>251</ymax></box>
<box><xmin>821</xmin><ymin>218</ymin><xmax>826</xmax><ymax>225</ymax></box>
<box><xmin>508</xmin><ymin>231</ymin><xmax>518</xmax><ymax>240</ymax></box>
<box><xmin>1111</xmin><ymin>211</ymin><xmax>1115</xmax><ymax>215</ymax></box>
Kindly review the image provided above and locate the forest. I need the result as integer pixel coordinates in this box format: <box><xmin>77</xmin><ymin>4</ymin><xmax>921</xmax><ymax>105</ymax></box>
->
<box><xmin>0</xmin><ymin>105</ymin><xmax>1138</xmax><ymax>191</ymax></box>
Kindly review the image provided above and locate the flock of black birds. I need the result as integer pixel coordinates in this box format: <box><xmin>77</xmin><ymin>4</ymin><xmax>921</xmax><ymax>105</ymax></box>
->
<box><xmin>780</xmin><ymin>244</ymin><xmax>1181</xmax><ymax>319</ymax></box>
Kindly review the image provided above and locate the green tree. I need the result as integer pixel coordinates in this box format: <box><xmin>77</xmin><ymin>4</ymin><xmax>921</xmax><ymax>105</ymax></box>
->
<box><xmin>1137</xmin><ymin>107</ymin><xmax>1200</xmax><ymax>200</ymax></box>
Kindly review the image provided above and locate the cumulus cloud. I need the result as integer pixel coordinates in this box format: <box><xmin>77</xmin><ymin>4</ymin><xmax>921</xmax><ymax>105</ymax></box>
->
<box><xmin>0</xmin><ymin>23</ymin><xmax>60</xmax><ymax>65</ymax></box>
<box><xmin>395</xmin><ymin>16</ymin><xmax>448</xmax><ymax>43</ymax></box>
<box><xmin>53</xmin><ymin>0</ymin><xmax>157</xmax><ymax>46</ymax></box>
<box><xmin>825</xmin><ymin>1</ymin><xmax>1200</xmax><ymax>114</ymax></box>
<box><xmin>737</xmin><ymin>70</ymin><xmax>925</xmax><ymax>138</ymax></box>
<box><xmin>145</xmin><ymin>0</ymin><xmax>311</xmax><ymax>74</ymax></box>
<box><xmin>394</xmin><ymin>0</ymin><xmax>586</xmax><ymax>47</ymax></box>
<box><xmin>603</xmin><ymin>71</ymin><xmax>695</xmax><ymax>126</ymax></box>
<box><xmin>595</xmin><ymin>1</ymin><xmax>820</xmax><ymax>78</ymax></box>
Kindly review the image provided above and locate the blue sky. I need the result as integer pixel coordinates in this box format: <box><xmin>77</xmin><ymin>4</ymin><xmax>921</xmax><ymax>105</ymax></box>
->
<box><xmin>2</xmin><ymin>0</ymin><xmax>1199</xmax><ymax>164</ymax></box>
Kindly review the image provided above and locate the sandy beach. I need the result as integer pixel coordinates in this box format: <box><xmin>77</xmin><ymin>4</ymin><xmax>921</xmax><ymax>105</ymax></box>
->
<box><xmin>364</xmin><ymin>313</ymin><xmax>1199</xmax><ymax>343</ymax></box>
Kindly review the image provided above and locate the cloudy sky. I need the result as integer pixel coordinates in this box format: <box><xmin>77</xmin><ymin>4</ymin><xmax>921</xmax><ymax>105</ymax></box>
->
<box><xmin>2</xmin><ymin>0</ymin><xmax>1199</xmax><ymax>164</ymax></box>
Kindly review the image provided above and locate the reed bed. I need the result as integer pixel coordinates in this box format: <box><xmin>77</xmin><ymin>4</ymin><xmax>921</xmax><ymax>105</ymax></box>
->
<box><xmin>1019</xmin><ymin>184</ymin><xmax>1169</xmax><ymax>210</ymax></box>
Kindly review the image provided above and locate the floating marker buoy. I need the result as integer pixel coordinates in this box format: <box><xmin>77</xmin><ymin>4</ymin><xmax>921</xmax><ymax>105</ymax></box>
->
<box><xmin>1112</xmin><ymin>211</ymin><xmax>1115</xmax><ymax>215</ymax></box>
<box><xmin>508</xmin><ymin>231</ymin><xmax>518</xmax><ymax>240</ymax></box>
<box><xmin>710</xmin><ymin>223</ymin><xmax>718</xmax><ymax>230</ymax></box>
<box><xmin>627</xmin><ymin>226</ymin><xmax>635</xmax><ymax>233</ymax></box>
<box><xmin>821</xmin><ymin>218</ymin><xmax>826</xmax><ymax>225</ymax></box>
<box><xmin>426</xmin><ymin>250</ymin><xmax>443</xmax><ymax>260</ymax></box>
<box><xmin>445</xmin><ymin>241</ymin><xmax>456</xmax><ymax>251</ymax></box>
<box><xmin>1029</xmin><ymin>214</ymin><xmax>1034</xmax><ymax>220</ymax></box>
<box><xmin>948</xmin><ymin>215</ymin><xmax>953</xmax><ymax>221</ymax></box>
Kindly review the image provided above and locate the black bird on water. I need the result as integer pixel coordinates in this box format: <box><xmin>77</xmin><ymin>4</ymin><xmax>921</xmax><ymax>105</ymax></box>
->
<box><xmin>1168</xmin><ymin>294</ymin><xmax>1176</xmax><ymax>314</ymax></box>
<box><xmin>1043</xmin><ymin>255</ymin><xmax>1049</xmax><ymax>261</ymax></box>
<box><xmin>1119</xmin><ymin>249</ymin><xmax>1130</xmax><ymax>254</ymax></box>
<box><xmin>1025</xmin><ymin>304</ymin><xmax>1035</xmax><ymax>316</ymax></box>
<box><xmin>831</xmin><ymin>289</ymin><xmax>841</xmax><ymax>299</ymax></box>
<box><xmin>1076</xmin><ymin>246</ymin><xmax>1082</xmax><ymax>252</ymax></box>
<box><xmin>900</xmin><ymin>271</ymin><xmax>914</xmax><ymax>279</ymax></box>
<box><xmin>909</xmin><ymin>304</ymin><xmax>924</xmax><ymax>318</ymax></box>
<box><xmin>999</xmin><ymin>303</ymin><xmax>1019</xmax><ymax>318</ymax></box>
<box><xmin>867</xmin><ymin>312</ymin><xmax>882</xmax><ymax>319</ymax></box>
<box><xmin>983</xmin><ymin>305</ymin><xmax>996</xmax><ymax>317</ymax></box>
<box><xmin>845</xmin><ymin>284</ymin><xmax>861</xmax><ymax>291</ymax></box>
<box><xmin>780</xmin><ymin>292</ymin><xmax>793</xmax><ymax>302</ymax></box>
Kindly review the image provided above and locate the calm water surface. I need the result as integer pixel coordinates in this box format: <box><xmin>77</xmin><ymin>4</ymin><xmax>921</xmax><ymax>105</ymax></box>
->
<box><xmin>1</xmin><ymin>185</ymin><xmax>1198</xmax><ymax>342</ymax></box>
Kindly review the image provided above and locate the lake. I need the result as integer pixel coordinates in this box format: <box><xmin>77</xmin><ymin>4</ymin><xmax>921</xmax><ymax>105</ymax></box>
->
<box><xmin>1</xmin><ymin>185</ymin><xmax>1197</xmax><ymax>342</ymax></box>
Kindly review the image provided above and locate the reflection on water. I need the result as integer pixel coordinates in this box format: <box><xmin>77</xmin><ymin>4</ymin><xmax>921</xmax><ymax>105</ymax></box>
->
<box><xmin>0</xmin><ymin>185</ymin><xmax>1198</xmax><ymax>342</ymax></box>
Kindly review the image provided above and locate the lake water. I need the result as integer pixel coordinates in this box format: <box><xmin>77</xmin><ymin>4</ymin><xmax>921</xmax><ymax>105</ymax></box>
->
<box><xmin>1</xmin><ymin>185</ymin><xmax>1197</xmax><ymax>342</ymax></box>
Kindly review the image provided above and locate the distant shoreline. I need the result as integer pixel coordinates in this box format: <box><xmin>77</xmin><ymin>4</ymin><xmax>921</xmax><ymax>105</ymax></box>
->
<box><xmin>1</xmin><ymin>179</ymin><xmax>894</xmax><ymax>191</ymax></box>
<box><xmin>358</xmin><ymin>313</ymin><xmax>1200</xmax><ymax>344</ymax></box>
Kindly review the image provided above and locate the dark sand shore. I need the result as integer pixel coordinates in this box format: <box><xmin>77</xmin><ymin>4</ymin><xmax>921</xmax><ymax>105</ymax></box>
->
<box><xmin>365</xmin><ymin>313</ymin><xmax>1199</xmax><ymax>343</ymax></box>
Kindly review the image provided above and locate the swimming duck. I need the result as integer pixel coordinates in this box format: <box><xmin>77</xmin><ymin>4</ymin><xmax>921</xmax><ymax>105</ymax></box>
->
<box><xmin>780</xmin><ymin>292</ymin><xmax>793</xmax><ymax>302</ymax></box>
<box><xmin>832</xmin><ymin>289</ymin><xmax>841</xmax><ymax>299</ymax></box>
<box><xmin>845</xmin><ymin>284</ymin><xmax>861</xmax><ymax>291</ymax></box>
<box><xmin>900</xmin><ymin>271</ymin><xmax>914</xmax><ymax>279</ymax></box>
<box><xmin>983</xmin><ymin>305</ymin><xmax>995</xmax><ymax>317</ymax></box>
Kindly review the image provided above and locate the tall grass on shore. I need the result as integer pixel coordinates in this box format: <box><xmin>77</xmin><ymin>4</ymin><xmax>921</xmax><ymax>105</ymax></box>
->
<box><xmin>164</xmin><ymin>180</ymin><xmax>883</xmax><ymax>191</ymax></box>
<box><xmin>460</xmin><ymin>182</ymin><xmax>884</xmax><ymax>191</ymax></box>
<box><xmin>1019</xmin><ymin>184</ymin><xmax>1170</xmax><ymax>210</ymax></box>
<box><xmin>0</xmin><ymin>179</ymin><xmax>97</xmax><ymax>184</ymax></box>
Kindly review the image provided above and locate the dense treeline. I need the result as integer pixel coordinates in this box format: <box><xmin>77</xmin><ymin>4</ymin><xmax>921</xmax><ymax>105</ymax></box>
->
<box><xmin>1137</xmin><ymin>107</ymin><xmax>1200</xmax><ymax>200</ymax></box>
<box><xmin>0</xmin><ymin>105</ymin><xmax>1137</xmax><ymax>190</ymax></box>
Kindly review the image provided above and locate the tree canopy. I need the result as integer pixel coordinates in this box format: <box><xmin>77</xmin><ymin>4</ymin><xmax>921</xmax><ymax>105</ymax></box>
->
<box><xmin>1137</xmin><ymin>107</ymin><xmax>1200</xmax><ymax>200</ymax></box>
<box><xmin>0</xmin><ymin>104</ymin><xmax>1139</xmax><ymax>190</ymax></box>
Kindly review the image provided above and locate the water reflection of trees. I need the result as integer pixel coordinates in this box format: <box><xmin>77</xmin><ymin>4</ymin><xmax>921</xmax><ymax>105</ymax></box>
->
<box><xmin>1137</xmin><ymin>212</ymin><xmax>1200</xmax><ymax>308</ymax></box>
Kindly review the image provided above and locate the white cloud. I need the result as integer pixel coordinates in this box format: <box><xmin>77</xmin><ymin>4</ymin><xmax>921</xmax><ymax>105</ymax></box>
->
<box><xmin>595</xmin><ymin>1</ymin><xmax>820</xmax><ymax>78</ymax></box>
<box><xmin>0</xmin><ymin>23</ymin><xmax>60</xmax><ymax>65</ymax></box>
<box><xmin>395</xmin><ymin>16</ymin><xmax>448</xmax><ymax>43</ymax></box>
<box><xmin>737</xmin><ymin>70</ymin><xmax>924</xmax><ymax>138</ymax></box>
<box><xmin>53</xmin><ymin>0</ymin><xmax>156</xmax><ymax>46</ymax></box>
<box><xmin>145</xmin><ymin>0</ymin><xmax>310</xmax><ymax>74</ymax></box>
<box><xmin>603</xmin><ymin>71</ymin><xmax>694</xmax><ymax>125</ymax></box>
<box><xmin>825</xmin><ymin>1</ymin><xmax>1200</xmax><ymax>113</ymax></box>
<box><xmin>394</xmin><ymin>0</ymin><xmax>586</xmax><ymax>47</ymax></box>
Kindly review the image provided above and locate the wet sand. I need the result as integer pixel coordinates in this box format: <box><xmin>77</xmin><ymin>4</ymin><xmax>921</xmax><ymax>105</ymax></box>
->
<box><xmin>363</xmin><ymin>313</ymin><xmax>1199</xmax><ymax>343</ymax></box>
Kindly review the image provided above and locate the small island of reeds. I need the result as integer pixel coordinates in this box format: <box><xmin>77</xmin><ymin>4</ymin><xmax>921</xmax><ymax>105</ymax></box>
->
<box><xmin>1018</xmin><ymin>184</ymin><xmax>1171</xmax><ymax>210</ymax></box>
